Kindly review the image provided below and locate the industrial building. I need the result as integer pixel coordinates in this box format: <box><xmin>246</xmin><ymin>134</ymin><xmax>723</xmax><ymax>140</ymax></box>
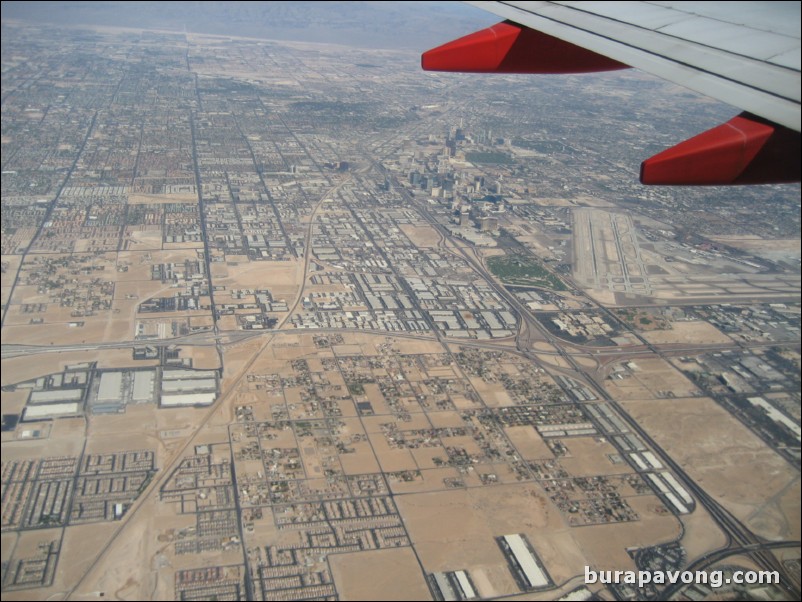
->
<box><xmin>431</xmin><ymin>570</ymin><xmax>477</xmax><ymax>601</ymax></box>
<box><xmin>159</xmin><ymin>369</ymin><xmax>218</xmax><ymax>407</ymax></box>
<box><xmin>97</xmin><ymin>371</ymin><xmax>123</xmax><ymax>402</ymax></box>
<box><xmin>29</xmin><ymin>389</ymin><xmax>83</xmax><ymax>404</ymax></box>
<box><xmin>91</xmin><ymin>371</ymin><xmax>127</xmax><ymax>414</ymax></box>
<box><xmin>132</xmin><ymin>370</ymin><xmax>156</xmax><ymax>403</ymax></box>
<box><xmin>162</xmin><ymin>378</ymin><xmax>217</xmax><ymax>393</ymax></box>
<box><xmin>23</xmin><ymin>403</ymin><xmax>82</xmax><ymax>421</ymax></box>
<box><xmin>162</xmin><ymin>369</ymin><xmax>217</xmax><ymax>381</ymax></box>
<box><xmin>499</xmin><ymin>534</ymin><xmax>551</xmax><ymax>590</ymax></box>
<box><xmin>160</xmin><ymin>392</ymin><xmax>216</xmax><ymax>407</ymax></box>
<box><xmin>645</xmin><ymin>472</ymin><xmax>694</xmax><ymax>515</ymax></box>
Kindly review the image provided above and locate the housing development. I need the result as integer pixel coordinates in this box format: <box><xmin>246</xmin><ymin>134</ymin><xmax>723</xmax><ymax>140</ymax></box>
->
<box><xmin>1</xmin><ymin>13</ymin><xmax>800</xmax><ymax>602</ymax></box>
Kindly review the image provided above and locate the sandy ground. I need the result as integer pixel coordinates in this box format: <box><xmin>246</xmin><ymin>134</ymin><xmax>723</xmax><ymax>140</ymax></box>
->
<box><xmin>604</xmin><ymin>356</ymin><xmax>701</xmax><ymax>400</ymax></box>
<box><xmin>162</xmin><ymin>240</ymin><xmax>205</xmax><ymax>250</ymax></box>
<box><xmin>1</xmin><ymin>254</ymin><xmax>24</xmax><ymax>305</ymax></box>
<box><xmin>2</xmin><ymin>317</ymin><xmax>129</xmax><ymax>346</ymax></box>
<box><xmin>0</xmin><ymin>389</ymin><xmax>30</xmax><ymax>417</ymax></box>
<box><xmin>1</xmin><ymin>532</ymin><xmax>18</xmax><ymax>566</ymax></box>
<box><xmin>53</xmin><ymin>523</ymin><xmax>119</xmax><ymax>596</ymax></box>
<box><xmin>678</xmin><ymin>502</ymin><xmax>728</xmax><ymax>561</ymax></box>
<box><xmin>427</xmin><ymin>410</ymin><xmax>469</xmax><ymax>429</ymax></box>
<box><xmin>368</xmin><ymin>435</ymin><xmax>417</xmax><ymax>472</ymax></box>
<box><xmin>622</xmin><ymin>396</ymin><xmax>801</xmax><ymax>542</ymax></box>
<box><xmin>84</xmin><ymin>405</ymin><xmax>180</xmax><ymax>461</ymax></box>
<box><xmin>531</xmin><ymin>341</ymin><xmax>558</xmax><ymax>353</ymax></box>
<box><xmin>572</xmin><ymin>494</ymin><xmax>680</xmax><ymax>572</ymax></box>
<box><xmin>559</xmin><ymin>437</ymin><xmax>632</xmax><ymax>477</ymax></box>
<box><xmin>329</xmin><ymin>547</ymin><xmax>432</xmax><ymax>601</ymax></box>
<box><xmin>187</xmin><ymin>345</ymin><xmax>221</xmax><ymax>369</ymax></box>
<box><xmin>584</xmin><ymin>289</ymin><xmax>618</xmax><ymax>306</ymax></box>
<box><xmin>211</xmin><ymin>259</ymin><xmax>302</xmax><ymax>293</ymax></box>
<box><xmin>396</xmin><ymin>484</ymin><xmax>587</xmax><ymax>591</ymax></box>
<box><xmin>534</xmin><ymin>353</ymin><xmax>573</xmax><ymax>370</ymax></box>
<box><xmin>641</xmin><ymin>321</ymin><xmax>732</xmax><ymax>345</ymax></box>
<box><xmin>480</xmin><ymin>248</ymin><xmax>506</xmax><ymax>259</ymax></box>
<box><xmin>572</xmin><ymin>355</ymin><xmax>599</xmax><ymax>370</ymax></box>
<box><xmin>572</xmin><ymin>196</ymin><xmax>617</xmax><ymax>208</ymax></box>
<box><xmin>338</xmin><ymin>440</ymin><xmax>381</xmax><ymax>474</ymax></box>
<box><xmin>399</xmin><ymin>223</ymin><xmax>442</xmax><ymax>248</ymax></box>
<box><xmin>466</xmin><ymin>377</ymin><xmax>513</xmax><ymax>406</ymax></box>
<box><xmin>2</xmin><ymin>424</ymin><xmax>86</xmax><ymax>461</ymax></box>
<box><xmin>123</xmin><ymin>227</ymin><xmax>164</xmax><ymax>250</ymax></box>
<box><xmin>504</xmin><ymin>426</ymin><xmax>553</xmax><ymax>460</ymax></box>
<box><xmin>221</xmin><ymin>335</ymin><xmax>273</xmax><ymax>384</ymax></box>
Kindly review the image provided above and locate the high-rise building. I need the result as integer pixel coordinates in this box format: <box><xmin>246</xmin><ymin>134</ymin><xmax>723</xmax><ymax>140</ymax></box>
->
<box><xmin>479</xmin><ymin>216</ymin><xmax>498</xmax><ymax>232</ymax></box>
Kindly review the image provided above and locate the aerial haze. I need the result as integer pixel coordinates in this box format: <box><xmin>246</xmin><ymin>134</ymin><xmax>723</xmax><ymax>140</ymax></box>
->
<box><xmin>2</xmin><ymin>2</ymin><xmax>799</xmax><ymax>601</ymax></box>
<box><xmin>2</xmin><ymin>1</ymin><xmax>498</xmax><ymax>49</ymax></box>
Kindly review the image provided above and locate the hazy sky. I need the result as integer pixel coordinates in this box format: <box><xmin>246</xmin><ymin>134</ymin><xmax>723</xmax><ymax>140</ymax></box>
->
<box><xmin>2</xmin><ymin>1</ymin><xmax>499</xmax><ymax>49</ymax></box>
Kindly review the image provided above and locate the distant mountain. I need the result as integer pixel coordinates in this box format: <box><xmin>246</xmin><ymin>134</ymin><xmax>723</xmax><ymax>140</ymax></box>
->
<box><xmin>2</xmin><ymin>1</ymin><xmax>498</xmax><ymax>50</ymax></box>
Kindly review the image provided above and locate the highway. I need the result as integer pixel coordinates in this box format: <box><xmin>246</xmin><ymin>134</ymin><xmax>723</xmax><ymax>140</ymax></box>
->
<box><xmin>372</xmin><ymin>167</ymin><xmax>801</xmax><ymax>598</ymax></box>
<box><xmin>5</xmin><ymin>151</ymin><xmax>797</xmax><ymax>602</ymax></box>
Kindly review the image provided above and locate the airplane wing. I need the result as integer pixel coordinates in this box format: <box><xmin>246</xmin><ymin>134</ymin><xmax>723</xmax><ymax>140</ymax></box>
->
<box><xmin>422</xmin><ymin>1</ymin><xmax>801</xmax><ymax>185</ymax></box>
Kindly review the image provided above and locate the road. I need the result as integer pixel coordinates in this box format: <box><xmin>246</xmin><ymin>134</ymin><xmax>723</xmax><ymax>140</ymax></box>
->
<box><xmin>6</xmin><ymin>127</ymin><xmax>797</xmax><ymax>602</ymax></box>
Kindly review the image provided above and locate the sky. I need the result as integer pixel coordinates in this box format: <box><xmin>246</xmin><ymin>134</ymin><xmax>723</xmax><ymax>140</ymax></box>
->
<box><xmin>1</xmin><ymin>1</ymin><xmax>499</xmax><ymax>50</ymax></box>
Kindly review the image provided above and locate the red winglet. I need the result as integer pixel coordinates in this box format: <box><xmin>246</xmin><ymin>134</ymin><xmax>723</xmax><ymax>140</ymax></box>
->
<box><xmin>422</xmin><ymin>21</ymin><xmax>628</xmax><ymax>74</ymax></box>
<box><xmin>641</xmin><ymin>113</ymin><xmax>801</xmax><ymax>185</ymax></box>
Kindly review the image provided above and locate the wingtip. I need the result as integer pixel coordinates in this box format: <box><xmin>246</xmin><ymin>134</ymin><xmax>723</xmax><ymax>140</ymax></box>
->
<box><xmin>422</xmin><ymin>21</ymin><xmax>627</xmax><ymax>74</ymax></box>
<box><xmin>640</xmin><ymin>113</ymin><xmax>800</xmax><ymax>185</ymax></box>
<box><xmin>422</xmin><ymin>21</ymin><xmax>518</xmax><ymax>72</ymax></box>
